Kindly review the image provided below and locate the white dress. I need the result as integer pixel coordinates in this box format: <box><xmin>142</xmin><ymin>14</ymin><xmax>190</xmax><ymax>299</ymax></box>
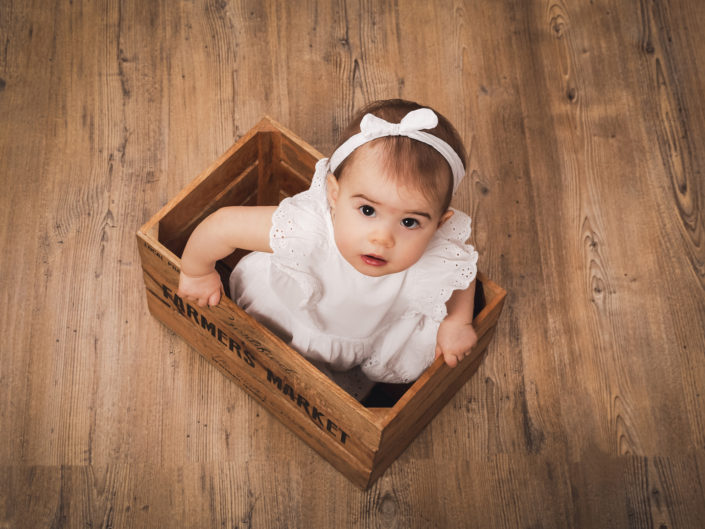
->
<box><xmin>229</xmin><ymin>158</ymin><xmax>478</xmax><ymax>386</ymax></box>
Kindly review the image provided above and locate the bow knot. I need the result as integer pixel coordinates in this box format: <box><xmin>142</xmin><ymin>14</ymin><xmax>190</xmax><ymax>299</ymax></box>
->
<box><xmin>360</xmin><ymin>108</ymin><xmax>439</xmax><ymax>138</ymax></box>
<box><xmin>327</xmin><ymin>107</ymin><xmax>465</xmax><ymax>193</ymax></box>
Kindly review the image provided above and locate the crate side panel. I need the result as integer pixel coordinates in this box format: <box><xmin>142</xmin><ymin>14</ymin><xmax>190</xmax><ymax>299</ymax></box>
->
<box><xmin>137</xmin><ymin>231</ymin><xmax>182</xmax><ymax>282</ymax></box>
<box><xmin>138</xmin><ymin>123</ymin><xmax>268</xmax><ymax>236</ymax></box>
<box><xmin>473</xmin><ymin>273</ymin><xmax>507</xmax><ymax>337</ymax></box>
<box><xmin>366</xmin><ymin>274</ymin><xmax>507</xmax><ymax>483</ymax></box>
<box><xmin>369</xmin><ymin>328</ymin><xmax>496</xmax><ymax>485</ymax></box>
<box><xmin>386</xmin><ymin>275</ymin><xmax>506</xmax><ymax>419</ymax></box>
<box><xmin>136</xmin><ymin>236</ymin><xmax>382</xmax><ymax>457</ymax></box>
<box><xmin>143</xmin><ymin>282</ymin><xmax>374</xmax><ymax>489</ymax></box>
<box><xmin>382</xmin><ymin>328</ymin><xmax>496</xmax><ymax>445</ymax></box>
<box><xmin>260</xmin><ymin>116</ymin><xmax>323</xmax><ymax>168</ymax></box>
<box><xmin>159</xmin><ymin>133</ymin><xmax>259</xmax><ymax>248</ymax></box>
<box><xmin>278</xmin><ymin>161</ymin><xmax>313</xmax><ymax>198</ymax></box>
<box><xmin>256</xmin><ymin>132</ymin><xmax>280</xmax><ymax>206</ymax></box>
<box><xmin>160</xmin><ymin>164</ymin><xmax>259</xmax><ymax>258</ymax></box>
<box><xmin>210</xmin><ymin>162</ymin><xmax>259</xmax><ymax>207</ymax></box>
<box><xmin>280</xmin><ymin>133</ymin><xmax>319</xmax><ymax>180</ymax></box>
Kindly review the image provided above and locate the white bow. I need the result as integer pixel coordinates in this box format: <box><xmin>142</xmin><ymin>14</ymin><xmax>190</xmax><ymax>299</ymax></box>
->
<box><xmin>328</xmin><ymin>107</ymin><xmax>465</xmax><ymax>193</ymax></box>
<box><xmin>360</xmin><ymin>108</ymin><xmax>439</xmax><ymax>138</ymax></box>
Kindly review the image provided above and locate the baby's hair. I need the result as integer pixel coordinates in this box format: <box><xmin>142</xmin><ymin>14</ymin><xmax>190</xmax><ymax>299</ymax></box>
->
<box><xmin>331</xmin><ymin>99</ymin><xmax>467</xmax><ymax>213</ymax></box>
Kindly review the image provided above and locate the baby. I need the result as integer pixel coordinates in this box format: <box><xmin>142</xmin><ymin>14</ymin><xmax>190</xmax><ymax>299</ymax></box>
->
<box><xmin>178</xmin><ymin>99</ymin><xmax>479</xmax><ymax>386</ymax></box>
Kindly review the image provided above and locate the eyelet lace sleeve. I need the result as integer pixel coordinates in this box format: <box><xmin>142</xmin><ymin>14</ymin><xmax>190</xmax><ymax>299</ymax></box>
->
<box><xmin>406</xmin><ymin>208</ymin><xmax>478</xmax><ymax>322</ymax></box>
<box><xmin>268</xmin><ymin>158</ymin><xmax>331</xmax><ymax>306</ymax></box>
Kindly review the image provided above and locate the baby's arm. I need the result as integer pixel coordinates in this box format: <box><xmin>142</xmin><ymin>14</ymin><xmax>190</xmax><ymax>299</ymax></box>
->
<box><xmin>178</xmin><ymin>206</ymin><xmax>276</xmax><ymax>307</ymax></box>
<box><xmin>435</xmin><ymin>279</ymin><xmax>478</xmax><ymax>367</ymax></box>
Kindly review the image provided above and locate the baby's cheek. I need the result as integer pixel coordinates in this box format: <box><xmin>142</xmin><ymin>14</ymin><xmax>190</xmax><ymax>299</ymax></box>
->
<box><xmin>333</xmin><ymin>228</ymin><xmax>358</xmax><ymax>262</ymax></box>
<box><xmin>413</xmin><ymin>234</ymin><xmax>436</xmax><ymax>259</ymax></box>
<box><xmin>401</xmin><ymin>244</ymin><xmax>430</xmax><ymax>270</ymax></box>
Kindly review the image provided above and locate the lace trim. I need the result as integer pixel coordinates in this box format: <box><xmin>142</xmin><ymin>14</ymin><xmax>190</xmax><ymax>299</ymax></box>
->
<box><xmin>269</xmin><ymin>193</ymin><xmax>327</xmax><ymax>307</ymax></box>
<box><xmin>360</xmin><ymin>349</ymin><xmax>435</xmax><ymax>384</ymax></box>
<box><xmin>268</xmin><ymin>158</ymin><xmax>332</xmax><ymax>307</ymax></box>
<box><xmin>405</xmin><ymin>209</ymin><xmax>478</xmax><ymax>322</ymax></box>
<box><xmin>361</xmin><ymin>356</ymin><xmax>414</xmax><ymax>384</ymax></box>
<box><xmin>443</xmin><ymin>208</ymin><xmax>473</xmax><ymax>244</ymax></box>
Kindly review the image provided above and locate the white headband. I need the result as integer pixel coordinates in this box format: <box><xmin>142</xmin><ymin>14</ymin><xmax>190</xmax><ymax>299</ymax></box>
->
<box><xmin>328</xmin><ymin>108</ymin><xmax>465</xmax><ymax>193</ymax></box>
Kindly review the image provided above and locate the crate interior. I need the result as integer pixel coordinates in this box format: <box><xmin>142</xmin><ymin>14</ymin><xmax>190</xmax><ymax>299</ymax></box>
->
<box><xmin>155</xmin><ymin>129</ymin><xmax>487</xmax><ymax>408</ymax></box>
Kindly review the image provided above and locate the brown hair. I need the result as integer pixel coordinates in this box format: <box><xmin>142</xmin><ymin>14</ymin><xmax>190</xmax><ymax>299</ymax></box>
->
<box><xmin>331</xmin><ymin>99</ymin><xmax>467</xmax><ymax>213</ymax></box>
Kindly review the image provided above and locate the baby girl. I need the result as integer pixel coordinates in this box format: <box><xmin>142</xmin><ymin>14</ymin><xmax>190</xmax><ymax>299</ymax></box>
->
<box><xmin>178</xmin><ymin>99</ymin><xmax>479</xmax><ymax>387</ymax></box>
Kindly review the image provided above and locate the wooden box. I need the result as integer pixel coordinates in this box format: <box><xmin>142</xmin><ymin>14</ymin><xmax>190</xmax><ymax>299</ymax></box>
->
<box><xmin>136</xmin><ymin>117</ymin><xmax>506</xmax><ymax>489</ymax></box>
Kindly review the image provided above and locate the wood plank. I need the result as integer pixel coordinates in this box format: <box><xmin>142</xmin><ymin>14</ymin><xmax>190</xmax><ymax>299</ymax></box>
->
<box><xmin>159</xmin><ymin>162</ymin><xmax>259</xmax><ymax>257</ymax></box>
<box><xmin>279</xmin><ymin>160</ymin><xmax>315</xmax><ymax>198</ymax></box>
<box><xmin>256</xmin><ymin>131</ymin><xmax>280</xmax><ymax>206</ymax></box>
<box><xmin>3</xmin><ymin>0</ymin><xmax>705</xmax><ymax>524</ymax></box>
<box><xmin>157</xmin><ymin>131</ymin><xmax>260</xmax><ymax>246</ymax></box>
<box><xmin>280</xmin><ymin>131</ymin><xmax>320</xmax><ymax>181</ymax></box>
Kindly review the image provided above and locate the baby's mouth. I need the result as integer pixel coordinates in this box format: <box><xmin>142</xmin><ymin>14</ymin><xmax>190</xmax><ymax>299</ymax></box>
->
<box><xmin>361</xmin><ymin>254</ymin><xmax>387</xmax><ymax>266</ymax></box>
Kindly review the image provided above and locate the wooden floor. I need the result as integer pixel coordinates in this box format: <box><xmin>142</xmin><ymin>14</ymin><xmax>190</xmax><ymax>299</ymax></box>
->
<box><xmin>1</xmin><ymin>0</ymin><xmax>704</xmax><ymax>527</ymax></box>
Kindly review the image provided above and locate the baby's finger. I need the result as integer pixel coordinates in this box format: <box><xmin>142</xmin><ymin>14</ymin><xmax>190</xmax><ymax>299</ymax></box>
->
<box><xmin>435</xmin><ymin>344</ymin><xmax>443</xmax><ymax>360</ymax></box>
<box><xmin>444</xmin><ymin>351</ymin><xmax>459</xmax><ymax>368</ymax></box>
<box><xmin>208</xmin><ymin>290</ymin><xmax>221</xmax><ymax>307</ymax></box>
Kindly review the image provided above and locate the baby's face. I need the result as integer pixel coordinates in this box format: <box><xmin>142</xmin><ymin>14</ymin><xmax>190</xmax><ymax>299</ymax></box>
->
<box><xmin>326</xmin><ymin>145</ymin><xmax>452</xmax><ymax>277</ymax></box>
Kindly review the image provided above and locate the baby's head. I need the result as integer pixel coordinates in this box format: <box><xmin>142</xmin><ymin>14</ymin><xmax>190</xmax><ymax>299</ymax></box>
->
<box><xmin>325</xmin><ymin>99</ymin><xmax>468</xmax><ymax>277</ymax></box>
<box><xmin>330</xmin><ymin>99</ymin><xmax>466</xmax><ymax>215</ymax></box>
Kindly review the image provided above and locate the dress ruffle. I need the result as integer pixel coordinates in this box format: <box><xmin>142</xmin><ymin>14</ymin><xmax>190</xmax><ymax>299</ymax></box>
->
<box><xmin>406</xmin><ymin>209</ymin><xmax>478</xmax><ymax>322</ymax></box>
<box><xmin>268</xmin><ymin>159</ymin><xmax>330</xmax><ymax>307</ymax></box>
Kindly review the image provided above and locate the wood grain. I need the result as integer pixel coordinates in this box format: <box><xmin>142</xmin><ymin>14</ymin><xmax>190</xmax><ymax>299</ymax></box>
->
<box><xmin>1</xmin><ymin>0</ymin><xmax>704</xmax><ymax>526</ymax></box>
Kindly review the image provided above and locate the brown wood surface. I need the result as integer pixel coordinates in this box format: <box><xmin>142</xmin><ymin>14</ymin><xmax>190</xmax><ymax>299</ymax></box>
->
<box><xmin>1</xmin><ymin>0</ymin><xmax>704</xmax><ymax>527</ymax></box>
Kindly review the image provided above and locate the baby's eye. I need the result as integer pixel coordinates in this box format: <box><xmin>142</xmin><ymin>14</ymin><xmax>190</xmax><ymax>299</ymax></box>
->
<box><xmin>402</xmin><ymin>218</ymin><xmax>420</xmax><ymax>229</ymax></box>
<box><xmin>359</xmin><ymin>205</ymin><xmax>376</xmax><ymax>217</ymax></box>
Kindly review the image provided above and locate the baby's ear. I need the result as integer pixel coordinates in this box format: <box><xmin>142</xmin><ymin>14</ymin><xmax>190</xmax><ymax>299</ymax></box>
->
<box><xmin>438</xmin><ymin>209</ymin><xmax>454</xmax><ymax>228</ymax></box>
<box><xmin>326</xmin><ymin>173</ymin><xmax>340</xmax><ymax>207</ymax></box>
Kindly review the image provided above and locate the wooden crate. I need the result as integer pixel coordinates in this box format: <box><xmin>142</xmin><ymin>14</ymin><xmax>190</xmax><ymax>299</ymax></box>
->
<box><xmin>136</xmin><ymin>117</ymin><xmax>506</xmax><ymax>489</ymax></box>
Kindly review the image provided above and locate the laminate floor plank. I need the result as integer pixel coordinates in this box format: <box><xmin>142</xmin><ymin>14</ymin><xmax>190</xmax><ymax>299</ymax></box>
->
<box><xmin>1</xmin><ymin>0</ymin><xmax>704</xmax><ymax>527</ymax></box>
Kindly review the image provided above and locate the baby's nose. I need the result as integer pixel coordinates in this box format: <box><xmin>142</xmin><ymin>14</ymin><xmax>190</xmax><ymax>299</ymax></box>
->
<box><xmin>370</xmin><ymin>227</ymin><xmax>394</xmax><ymax>248</ymax></box>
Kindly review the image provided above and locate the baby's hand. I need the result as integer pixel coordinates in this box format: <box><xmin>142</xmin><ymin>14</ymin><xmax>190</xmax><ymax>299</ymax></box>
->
<box><xmin>177</xmin><ymin>269</ymin><xmax>223</xmax><ymax>307</ymax></box>
<box><xmin>435</xmin><ymin>317</ymin><xmax>478</xmax><ymax>368</ymax></box>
